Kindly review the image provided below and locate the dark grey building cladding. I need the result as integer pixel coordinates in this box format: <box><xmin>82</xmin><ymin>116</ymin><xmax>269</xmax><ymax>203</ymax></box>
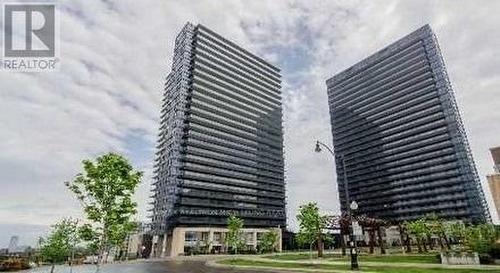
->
<box><xmin>150</xmin><ymin>23</ymin><xmax>286</xmax><ymax>234</ymax></box>
<box><xmin>326</xmin><ymin>25</ymin><xmax>490</xmax><ymax>223</ymax></box>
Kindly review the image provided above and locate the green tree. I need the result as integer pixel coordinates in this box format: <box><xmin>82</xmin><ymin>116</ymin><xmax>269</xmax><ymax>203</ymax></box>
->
<box><xmin>39</xmin><ymin>218</ymin><xmax>79</xmax><ymax>273</ymax></box>
<box><xmin>296</xmin><ymin>202</ymin><xmax>328</xmax><ymax>257</ymax></box>
<box><xmin>78</xmin><ymin>223</ymin><xmax>100</xmax><ymax>255</ymax></box>
<box><xmin>258</xmin><ymin>230</ymin><xmax>279</xmax><ymax>254</ymax></box>
<box><xmin>446</xmin><ymin>221</ymin><xmax>466</xmax><ymax>248</ymax></box>
<box><xmin>406</xmin><ymin>219</ymin><xmax>427</xmax><ymax>253</ymax></box>
<box><xmin>65</xmin><ymin>153</ymin><xmax>142</xmax><ymax>269</ymax></box>
<box><xmin>108</xmin><ymin>221</ymin><xmax>137</xmax><ymax>260</ymax></box>
<box><xmin>424</xmin><ymin>213</ymin><xmax>450</xmax><ymax>250</ymax></box>
<box><xmin>464</xmin><ymin>224</ymin><xmax>499</xmax><ymax>254</ymax></box>
<box><xmin>226</xmin><ymin>215</ymin><xmax>245</xmax><ymax>254</ymax></box>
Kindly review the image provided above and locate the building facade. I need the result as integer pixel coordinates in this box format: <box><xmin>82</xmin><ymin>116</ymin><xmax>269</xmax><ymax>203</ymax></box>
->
<box><xmin>150</xmin><ymin>23</ymin><xmax>286</xmax><ymax>256</ymax></box>
<box><xmin>487</xmin><ymin>147</ymin><xmax>500</xmax><ymax>219</ymax></box>
<box><xmin>490</xmin><ymin>147</ymin><xmax>500</xmax><ymax>173</ymax></box>
<box><xmin>326</xmin><ymin>25</ymin><xmax>490</xmax><ymax>223</ymax></box>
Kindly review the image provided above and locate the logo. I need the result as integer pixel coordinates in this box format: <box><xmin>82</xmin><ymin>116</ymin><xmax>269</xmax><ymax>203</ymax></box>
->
<box><xmin>1</xmin><ymin>3</ymin><xmax>59</xmax><ymax>71</ymax></box>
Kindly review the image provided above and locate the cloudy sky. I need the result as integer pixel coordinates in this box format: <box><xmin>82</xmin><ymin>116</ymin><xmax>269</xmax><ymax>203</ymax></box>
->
<box><xmin>1</xmin><ymin>0</ymin><xmax>500</xmax><ymax>247</ymax></box>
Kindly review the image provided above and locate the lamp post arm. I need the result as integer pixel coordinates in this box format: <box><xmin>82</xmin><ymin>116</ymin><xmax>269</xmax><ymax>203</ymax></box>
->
<box><xmin>316</xmin><ymin>141</ymin><xmax>336</xmax><ymax>158</ymax></box>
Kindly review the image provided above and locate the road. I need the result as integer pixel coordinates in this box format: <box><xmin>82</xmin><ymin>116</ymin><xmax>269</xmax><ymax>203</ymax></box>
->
<box><xmin>21</xmin><ymin>259</ymin><xmax>280</xmax><ymax>273</ymax></box>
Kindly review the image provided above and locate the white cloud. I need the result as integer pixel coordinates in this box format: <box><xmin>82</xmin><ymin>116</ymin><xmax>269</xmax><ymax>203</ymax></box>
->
<box><xmin>1</xmin><ymin>0</ymin><xmax>499</xmax><ymax>246</ymax></box>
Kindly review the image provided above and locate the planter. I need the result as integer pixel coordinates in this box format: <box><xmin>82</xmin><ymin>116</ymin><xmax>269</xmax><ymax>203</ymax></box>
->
<box><xmin>440</xmin><ymin>252</ymin><xmax>479</xmax><ymax>265</ymax></box>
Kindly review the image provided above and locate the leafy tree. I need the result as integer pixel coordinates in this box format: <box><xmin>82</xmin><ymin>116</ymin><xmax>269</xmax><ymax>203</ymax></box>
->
<box><xmin>358</xmin><ymin>215</ymin><xmax>386</xmax><ymax>254</ymax></box>
<box><xmin>296</xmin><ymin>202</ymin><xmax>328</xmax><ymax>257</ymax></box>
<box><xmin>258</xmin><ymin>230</ymin><xmax>279</xmax><ymax>254</ymax></box>
<box><xmin>395</xmin><ymin>222</ymin><xmax>412</xmax><ymax>253</ymax></box>
<box><xmin>39</xmin><ymin>218</ymin><xmax>79</xmax><ymax>273</ymax></box>
<box><xmin>226</xmin><ymin>215</ymin><xmax>245</xmax><ymax>254</ymax></box>
<box><xmin>446</xmin><ymin>221</ymin><xmax>466</xmax><ymax>247</ymax></box>
<box><xmin>464</xmin><ymin>224</ymin><xmax>499</xmax><ymax>254</ymax></box>
<box><xmin>65</xmin><ymin>153</ymin><xmax>142</xmax><ymax>269</ymax></box>
<box><xmin>108</xmin><ymin>221</ymin><xmax>137</xmax><ymax>260</ymax></box>
<box><xmin>405</xmin><ymin>219</ymin><xmax>427</xmax><ymax>253</ymax></box>
<box><xmin>424</xmin><ymin>213</ymin><xmax>450</xmax><ymax>250</ymax></box>
<box><xmin>78</xmin><ymin>223</ymin><xmax>100</xmax><ymax>256</ymax></box>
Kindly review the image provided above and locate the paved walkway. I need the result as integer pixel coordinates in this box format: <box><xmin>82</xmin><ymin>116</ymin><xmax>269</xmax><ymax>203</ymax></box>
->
<box><xmin>21</xmin><ymin>259</ymin><xmax>281</xmax><ymax>273</ymax></box>
<box><xmin>206</xmin><ymin>259</ymin><xmax>362</xmax><ymax>273</ymax></box>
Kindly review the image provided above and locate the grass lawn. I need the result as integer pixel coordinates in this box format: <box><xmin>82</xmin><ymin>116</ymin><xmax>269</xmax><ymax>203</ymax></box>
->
<box><xmin>357</xmin><ymin>255</ymin><xmax>439</xmax><ymax>264</ymax></box>
<box><xmin>220</xmin><ymin>258</ymin><xmax>499</xmax><ymax>273</ymax></box>
<box><xmin>267</xmin><ymin>253</ymin><xmax>341</xmax><ymax>260</ymax></box>
<box><xmin>267</xmin><ymin>253</ymin><xmax>439</xmax><ymax>264</ymax></box>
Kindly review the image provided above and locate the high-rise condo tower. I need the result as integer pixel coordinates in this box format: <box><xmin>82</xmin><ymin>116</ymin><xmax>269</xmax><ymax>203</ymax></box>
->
<box><xmin>326</xmin><ymin>25</ymin><xmax>490</xmax><ymax>223</ymax></box>
<box><xmin>150</xmin><ymin>23</ymin><xmax>285</xmax><ymax>256</ymax></box>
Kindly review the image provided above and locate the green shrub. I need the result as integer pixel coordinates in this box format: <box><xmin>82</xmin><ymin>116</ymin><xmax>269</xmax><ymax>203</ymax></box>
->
<box><xmin>435</xmin><ymin>254</ymin><xmax>442</xmax><ymax>263</ymax></box>
<box><xmin>488</xmin><ymin>243</ymin><xmax>500</xmax><ymax>259</ymax></box>
<box><xmin>478</xmin><ymin>253</ymin><xmax>493</xmax><ymax>264</ymax></box>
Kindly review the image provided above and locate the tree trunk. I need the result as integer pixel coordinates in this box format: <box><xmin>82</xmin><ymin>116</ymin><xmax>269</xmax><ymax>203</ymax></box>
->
<box><xmin>443</xmin><ymin>234</ymin><xmax>451</xmax><ymax>250</ymax></box>
<box><xmin>340</xmin><ymin>231</ymin><xmax>346</xmax><ymax>256</ymax></box>
<box><xmin>437</xmin><ymin>235</ymin><xmax>444</xmax><ymax>250</ymax></box>
<box><xmin>416</xmin><ymin>237</ymin><xmax>423</xmax><ymax>253</ymax></box>
<box><xmin>96</xmin><ymin>231</ymin><xmax>107</xmax><ymax>273</ymax></box>
<box><xmin>422</xmin><ymin>237</ymin><xmax>428</xmax><ymax>252</ymax></box>
<box><xmin>427</xmin><ymin>234</ymin><xmax>433</xmax><ymax>250</ymax></box>
<box><xmin>50</xmin><ymin>264</ymin><xmax>55</xmax><ymax>273</ymax></box>
<box><xmin>369</xmin><ymin>230</ymin><xmax>375</xmax><ymax>254</ymax></box>
<box><xmin>317</xmin><ymin>235</ymin><xmax>324</xmax><ymax>258</ymax></box>
<box><xmin>397</xmin><ymin>224</ymin><xmax>406</xmax><ymax>254</ymax></box>
<box><xmin>104</xmin><ymin>250</ymin><xmax>110</xmax><ymax>264</ymax></box>
<box><xmin>377</xmin><ymin>227</ymin><xmax>386</xmax><ymax>254</ymax></box>
<box><xmin>118</xmin><ymin>247</ymin><xmax>122</xmax><ymax>262</ymax></box>
<box><xmin>406</xmin><ymin>234</ymin><xmax>412</xmax><ymax>253</ymax></box>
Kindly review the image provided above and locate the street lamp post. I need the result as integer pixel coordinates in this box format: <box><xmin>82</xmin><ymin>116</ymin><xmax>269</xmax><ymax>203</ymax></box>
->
<box><xmin>349</xmin><ymin>201</ymin><xmax>359</xmax><ymax>270</ymax></box>
<box><xmin>315</xmin><ymin>140</ymin><xmax>359</xmax><ymax>270</ymax></box>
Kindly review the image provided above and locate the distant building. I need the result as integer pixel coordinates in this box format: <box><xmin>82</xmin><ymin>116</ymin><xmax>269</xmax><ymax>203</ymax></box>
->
<box><xmin>490</xmin><ymin>147</ymin><xmax>500</xmax><ymax>173</ymax></box>
<box><xmin>487</xmin><ymin>147</ymin><xmax>500</xmax><ymax>219</ymax></box>
<box><xmin>7</xmin><ymin>236</ymin><xmax>18</xmax><ymax>254</ymax></box>
<box><xmin>149</xmin><ymin>23</ymin><xmax>286</xmax><ymax>256</ymax></box>
<box><xmin>326</xmin><ymin>25</ymin><xmax>490</xmax><ymax>223</ymax></box>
